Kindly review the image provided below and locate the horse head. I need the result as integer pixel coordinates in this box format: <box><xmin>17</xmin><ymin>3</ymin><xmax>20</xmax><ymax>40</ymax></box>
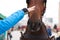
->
<box><xmin>26</xmin><ymin>0</ymin><xmax>47</xmax><ymax>32</ymax></box>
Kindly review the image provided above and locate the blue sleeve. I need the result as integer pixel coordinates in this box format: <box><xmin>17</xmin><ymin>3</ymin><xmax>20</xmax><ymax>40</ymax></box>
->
<box><xmin>0</xmin><ymin>10</ymin><xmax>25</xmax><ymax>35</ymax></box>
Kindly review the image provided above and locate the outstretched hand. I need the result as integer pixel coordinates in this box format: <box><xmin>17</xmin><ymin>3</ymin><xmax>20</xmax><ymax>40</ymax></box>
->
<box><xmin>27</xmin><ymin>6</ymin><xmax>35</xmax><ymax>12</ymax></box>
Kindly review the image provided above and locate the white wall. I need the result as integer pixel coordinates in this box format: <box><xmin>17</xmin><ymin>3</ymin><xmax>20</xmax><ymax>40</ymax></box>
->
<box><xmin>43</xmin><ymin>0</ymin><xmax>59</xmax><ymax>25</ymax></box>
<box><xmin>0</xmin><ymin>0</ymin><xmax>27</xmax><ymax>17</ymax></box>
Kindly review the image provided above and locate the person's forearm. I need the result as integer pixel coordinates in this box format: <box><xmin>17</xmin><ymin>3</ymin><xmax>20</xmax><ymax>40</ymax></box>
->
<box><xmin>0</xmin><ymin>6</ymin><xmax>35</xmax><ymax>35</ymax></box>
<box><xmin>0</xmin><ymin>10</ymin><xmax>25</xmax><ymax>34</ymax></box>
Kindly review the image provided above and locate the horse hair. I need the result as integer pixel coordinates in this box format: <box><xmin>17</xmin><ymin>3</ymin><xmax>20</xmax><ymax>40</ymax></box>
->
<box><xmin>26</xmin><ymin>0</ymin><xmax>47</xmax><ymax>5</ymax></box>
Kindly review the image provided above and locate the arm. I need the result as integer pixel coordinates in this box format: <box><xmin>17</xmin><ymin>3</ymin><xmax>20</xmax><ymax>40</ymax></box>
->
<box><xmin>0</xmin><ymin>6</ymin><xmax>35</xmax><ymax>35</ymax></box>
<box><xmin>0</xmin><ymin>10</ymin><xmax>25</xmax><ymax>34</ymax></box>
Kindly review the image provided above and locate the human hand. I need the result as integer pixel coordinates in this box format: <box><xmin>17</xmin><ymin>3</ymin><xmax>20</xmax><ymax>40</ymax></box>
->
<box><xmin>27</xmin><ymin>6</ymin><xmax>35</xmax><ymax>12</ymax></box>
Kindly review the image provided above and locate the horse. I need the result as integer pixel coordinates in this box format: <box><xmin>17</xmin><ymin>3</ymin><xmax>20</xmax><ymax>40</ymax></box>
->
<box><xmin>20</xmin><ymin>0</ymin><xmax>55</xmax><ymax>40</ymax></box>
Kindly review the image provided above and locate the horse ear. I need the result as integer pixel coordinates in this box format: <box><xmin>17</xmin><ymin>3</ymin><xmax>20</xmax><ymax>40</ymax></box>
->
<box><xmin>26</xmin><ymin>0</ymin><xmax>30</xmax><ymax>4</ymax></box>
<box><xmin>42</xmin><ymin>0</ymin><xmax>47</xmax><ymax>16</ymax></box>
<box><xmin>44</xmin><ymin>0</ymin><xmax>47</xmax><ymax>5</ymax></box>
<box><xmin>43</xmin><ymin>0</ymin><xmax>47</xmax><ymax>6</ymax></box>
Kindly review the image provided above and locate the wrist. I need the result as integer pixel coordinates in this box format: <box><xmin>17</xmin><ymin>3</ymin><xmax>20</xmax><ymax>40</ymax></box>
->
<box><xmin>22</xmin><ymin>8</ymin><xmax>28</xmax><ymax>13</ymax></box>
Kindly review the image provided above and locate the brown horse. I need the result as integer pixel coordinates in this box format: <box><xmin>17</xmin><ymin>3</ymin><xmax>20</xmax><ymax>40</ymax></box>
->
<box><xmin>20</xmin><ymin>0</ymin><xmax>55</xmax><ymax>40</ymax></box>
